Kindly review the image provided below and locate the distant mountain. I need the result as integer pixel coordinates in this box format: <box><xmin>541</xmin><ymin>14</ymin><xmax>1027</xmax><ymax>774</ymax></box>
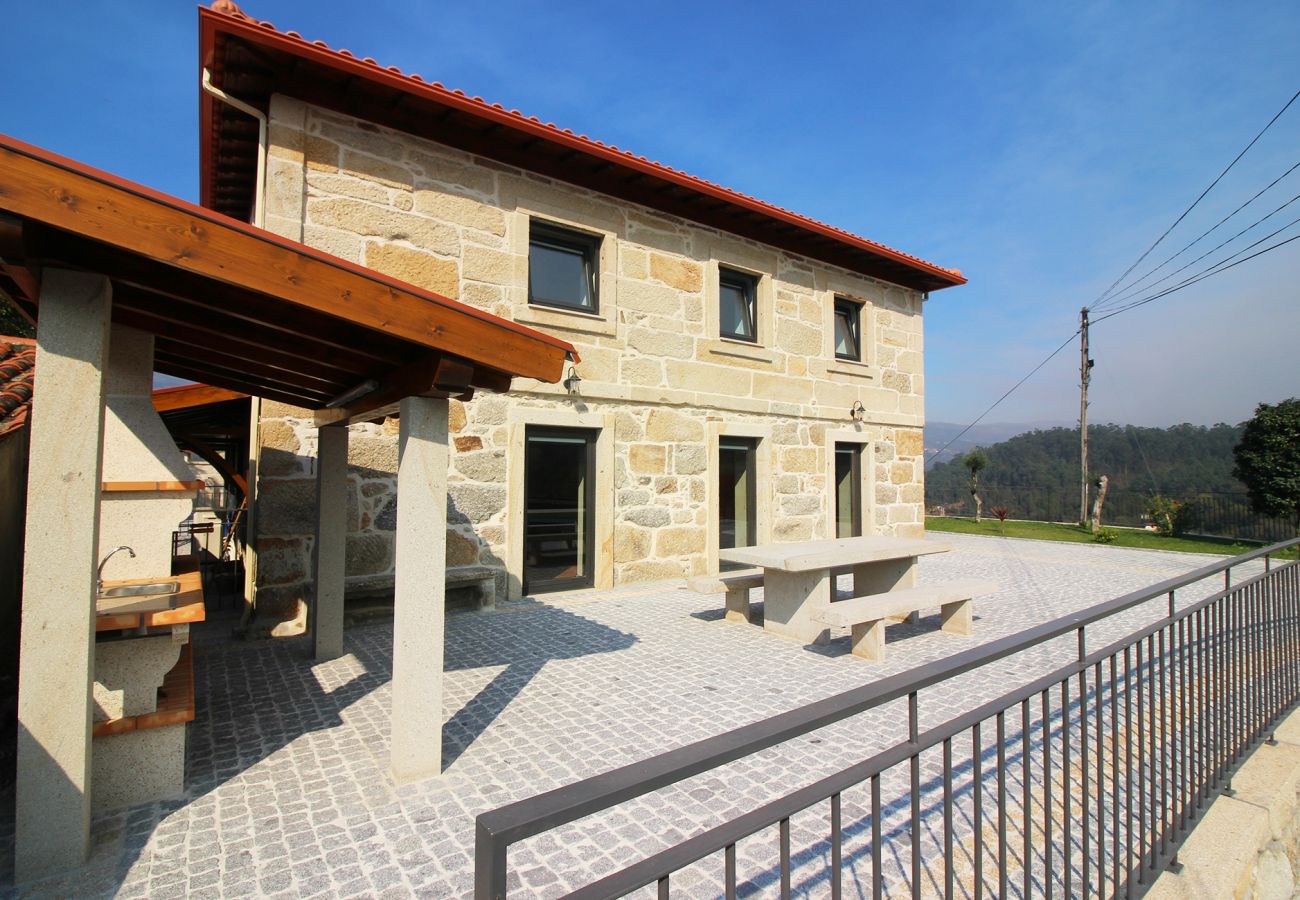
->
<box><xmin>923</xmin><ymin>420</ymin><xmax>1068</xmax><ymax>469</ymax></box>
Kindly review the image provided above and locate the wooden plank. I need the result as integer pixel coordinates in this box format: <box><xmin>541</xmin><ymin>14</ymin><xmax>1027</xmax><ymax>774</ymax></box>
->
<box><xmin>153</xmin><ymin>338</ymin><xmax>344</xmax><ymax>396</ymax></box>
<box><xmin>101</xmin><ymin>480</ymin><xmax>204</xmax><ymax>493</ymax></box>
<box><xmin>152</xmin><ymin>384</ymin><xmax>248</xmax><ymax>413</ymax></box>
<box><xmin>143</xmin><ymin>596</ymin><xmax>206</xmax><ymax>628</ymax></box>
<box><xmin>153</xmin><ymin>358</ymin><xmax>329</xmax><ymax>409</ymax></box>
<box><xmin>112</xmin><ymin>281</ymin><xmax>388</xmax><ymax>375</ymax></box>
<box><xmin>0</xmin><ymin>139</ymin><xmax>570</xmax><ymax>383</ymax></box>
<box><xmin>154</xmin><ymin>349</ymin><xmax>334</xmax><ymax>406</ymax></box>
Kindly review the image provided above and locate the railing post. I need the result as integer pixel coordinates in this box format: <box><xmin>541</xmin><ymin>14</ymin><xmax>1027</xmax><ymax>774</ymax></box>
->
<box><xmin>475</xmin><ymin>819</ymin><xmax>508</xmax><ymax>900</ymax></box>
<box><xmin>908</xmin><ymin>691</ymin><xmax>920</xmax><ymax>896</ymax></box>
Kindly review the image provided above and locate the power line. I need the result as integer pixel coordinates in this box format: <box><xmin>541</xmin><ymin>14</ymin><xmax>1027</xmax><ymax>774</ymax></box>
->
<box><xmin>1092</xmin><ymin>224</ymin><xmax>1300</xmax><ymax>325</ymax></box>
<box><xmin>926</xmin><ymin>331</ymin><xmax>1079</xmax><ymax>463</ymax></box>
<box><xmin>1095</xmin><ymin>189</ymin><xmax>1300</xmax><ymax>310</ymax></box>
<box><xmin>1090</xmin><ymin>87</ymin><xmax>1300</xmax><ymax>309</ymax></box>
<box><xmin>1092</xmin><ymin>159</ymin><xmax>1300</xmax><ymax>310</ymax></box>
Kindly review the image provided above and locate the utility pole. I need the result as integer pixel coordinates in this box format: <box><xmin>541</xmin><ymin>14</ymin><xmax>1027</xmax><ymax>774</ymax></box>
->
<box><xmin>1079</xmin><ymin>307</ymin><xmax>1093</xmax><ymax>525</ymax></box>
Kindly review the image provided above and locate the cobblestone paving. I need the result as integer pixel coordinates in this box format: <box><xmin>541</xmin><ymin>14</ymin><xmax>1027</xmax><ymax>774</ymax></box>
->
<box><xmin>2</xmin><ymin>534</ymin><xmax>1272</xmax><ymax>898</ymax></box>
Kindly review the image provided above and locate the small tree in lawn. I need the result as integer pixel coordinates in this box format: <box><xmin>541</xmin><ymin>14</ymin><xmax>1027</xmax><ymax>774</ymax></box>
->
<box><xmin>963</xmin><ymin>449</ymin><xmax>989</xmax><ymax>524</ymax></box>
<box><xmin>1090</xmin><ymin>474</ymin><xmax>1109</xmax><ymax>534</ymax></box>
<box><xmin>1233</xmin><ymin>398</ymin><xmax>1300</xmax><ymax>536</ymax></box>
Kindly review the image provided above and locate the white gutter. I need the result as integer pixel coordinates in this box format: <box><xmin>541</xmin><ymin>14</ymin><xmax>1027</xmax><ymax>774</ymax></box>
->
<box><xmin>200</xmin><ymin>67</ymin><xmax>267</xmax><ymax>229</ymax></box>
<box><xmin>201</xmin><ymin>67</ymin><xmax>268</xmax><ymax>625</ymax></box>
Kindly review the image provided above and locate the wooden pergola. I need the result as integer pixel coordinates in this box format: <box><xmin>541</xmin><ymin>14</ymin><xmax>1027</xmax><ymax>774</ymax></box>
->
<box><xmin>0</xmin><ymin>132</ymin><xmax>574</xmax><ymax>881</ymax></box>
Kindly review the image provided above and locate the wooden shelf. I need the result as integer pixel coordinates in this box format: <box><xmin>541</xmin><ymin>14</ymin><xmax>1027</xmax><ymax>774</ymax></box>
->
<box><xmin>93</xmin><ymin>643</ymin><xmax>194</xmax><ymax>738</ymax></box>
<box><xmin>101</xmin><ymin>480</ymin><xmax>204</xmax><ymax>493</ymax></box>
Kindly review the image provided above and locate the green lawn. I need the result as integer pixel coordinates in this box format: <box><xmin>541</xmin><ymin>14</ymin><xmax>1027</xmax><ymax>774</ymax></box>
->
<box><xmin>925</xmin><ymin>516</ymin><xmax>1297</xmax><ymax>558</ymax></box>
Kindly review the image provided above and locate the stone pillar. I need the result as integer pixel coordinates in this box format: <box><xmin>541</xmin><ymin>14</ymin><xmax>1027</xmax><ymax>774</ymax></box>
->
<box><xmin>390</xmin><ymin>396</ymin><xmax>448</xmax><ymax>783</ymax></box>
<box><xmin>15</xmin><ymin>270</ymin><xmax>112</xmax><ymax>882</ymax></box>
<box><xmin>313</xmin><ymin>424</ymin><xmax>349</xmax><ymax>660</ymax></box>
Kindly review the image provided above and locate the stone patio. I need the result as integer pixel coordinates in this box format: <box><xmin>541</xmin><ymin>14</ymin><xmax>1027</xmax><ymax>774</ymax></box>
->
<box><xmin>2</xmin><ymin>533</ymin><xmax>1270</xmax><ymax>898</ymax></box>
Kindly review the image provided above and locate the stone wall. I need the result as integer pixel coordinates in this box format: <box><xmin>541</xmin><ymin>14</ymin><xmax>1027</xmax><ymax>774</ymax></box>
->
<box><xmin>251</xmin><ymin>94</ymin><xmax>930</xmax><ymax>617</ymax></box>
<box><xmin>1147</xmin><ymin>710</ymin><xmax>1300</xmax><ymax>899</ymax></box>
<box><xmin>253</xmin><ymin>412</ymin><xmax>401</xmax><ymax>618</ymax></box>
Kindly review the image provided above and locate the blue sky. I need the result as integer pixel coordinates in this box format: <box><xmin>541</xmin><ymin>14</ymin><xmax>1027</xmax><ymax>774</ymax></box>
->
<box><xmin>2</xmin><ymin>0</ymin><xmax>1297</xmax><ymax>428</ymax></box>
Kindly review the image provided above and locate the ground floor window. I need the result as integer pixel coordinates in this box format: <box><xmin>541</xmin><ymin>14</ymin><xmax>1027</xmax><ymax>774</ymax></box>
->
<box><xmin>835</xmin><ymin>442</ymin><xmax>864</xmax><ymax>538</ymax></box>
<box><xmin>719</xmin><ymin>437</ymin><xmax>758</xmax><ymax>559</ymax></box>
<box><xmin>523</xmin><ymin>426</ymin><xmax>597</xmax><ymax>593</ymax></box>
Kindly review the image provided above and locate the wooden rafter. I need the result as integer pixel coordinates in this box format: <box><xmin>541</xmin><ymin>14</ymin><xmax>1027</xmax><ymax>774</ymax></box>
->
<box><xmin>0</xmin><ymin>135</ymin><xmax>574</xmax><ymax>401</ymax></box>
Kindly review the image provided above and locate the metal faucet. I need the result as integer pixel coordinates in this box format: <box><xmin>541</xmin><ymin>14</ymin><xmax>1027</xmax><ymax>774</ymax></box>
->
<box><xmin>97</xmin><ymin>545</ymin><xmax>136</xmax><ymax>589</ymax></box>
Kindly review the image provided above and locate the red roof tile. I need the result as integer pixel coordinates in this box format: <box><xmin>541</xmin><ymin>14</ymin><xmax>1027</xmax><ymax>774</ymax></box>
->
<box><xmin>200</xmin><ymin>3</ymin><xmax>966</xmax><ymax>293</ymax></box>
<box><xmin>0</xmin><ymin>336</ymin><xmax>35</xmax><ymax>438</ymax></box>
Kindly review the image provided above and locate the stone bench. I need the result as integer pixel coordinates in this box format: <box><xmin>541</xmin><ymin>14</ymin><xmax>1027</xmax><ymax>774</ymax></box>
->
<box><xmin>814</xmin><ymin>578</ymin><xmax>999</xmax><ymax>662</ymax></box>
<box><xmin>687</xmin><ymin>569</ymin><xmax>764</xmax><ymax>623</ymax></box>
<box><xmin>447</xmin><ymin>564</ymin><xmax>496</xmax><ymax>611</ymax></box>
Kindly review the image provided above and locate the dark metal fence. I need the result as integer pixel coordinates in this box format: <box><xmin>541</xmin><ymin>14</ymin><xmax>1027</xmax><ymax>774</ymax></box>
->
<box><xmin>475</xmin><ymin>538</ymin><xmax>1300</xmax><ymax>898</ymax></box>
<box><xmin>927</xmin><ymin>486</ymin><xmax>1293</xmax><ymax>544</ymax></box>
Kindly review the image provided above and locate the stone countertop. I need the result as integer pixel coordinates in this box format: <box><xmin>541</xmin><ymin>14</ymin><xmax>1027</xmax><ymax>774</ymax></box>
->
<box><xmin>95</xmin><ymin>570</ymin><xmax>205</xmax><ymax>633</ymax></box>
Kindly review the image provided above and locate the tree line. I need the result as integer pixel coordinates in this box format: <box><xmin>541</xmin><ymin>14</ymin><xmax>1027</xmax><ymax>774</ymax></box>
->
<box><xmin>925</xmin><ymin>422</ymin><xmax>1248</xmax><ymax>512</ymax></box>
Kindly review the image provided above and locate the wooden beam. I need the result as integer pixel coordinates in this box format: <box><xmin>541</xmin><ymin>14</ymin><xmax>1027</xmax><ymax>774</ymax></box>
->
<box><xmin>153</xmin><ymin>384</ymin><xmax>249</xmax><ymax>413</ymax></box>
<box><xmin>32</xmin><ymin>235</ymin><xmax>406</xmax><ymax>367</ymax></box>
<box><xmin>154</xmin><ymin>359</ymin><xmax>326</xmax><ymax>410</ymax></box>
<box><xmin>153</xmin><ymin>348</ymin><xmax>335</xmax><ymax>405</ymax></box>
<box><xmin>152</xmin><ymin>335</ymin><xmax>345</xmax><ymax>394</ymax></box>
<box><xmin>0</xmin><ymin>139</ymin><xmax>570</xmax><ymax>383</ymax></box>
<box><xmin>173</xmin><ymin>432</ymin><xmax>248</xmax><ymax>498</ymax></box>
<box><xmin>313</xmin><ymin>351</ymin><xmax>477</xmax><ymax>427</ymax></box>
<box><xmin>111</xmin><ymin>291</ymin><xmax>376</xmax><ymax>382</ymax></box>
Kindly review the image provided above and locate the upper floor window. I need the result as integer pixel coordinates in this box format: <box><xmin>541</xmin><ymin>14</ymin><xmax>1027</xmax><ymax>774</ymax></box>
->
<box><xmin>833</xmin><ymin>297</ymin><xmax>861</xmax><ymax>361</ymax></box>
<box><xmin>719</xmin><ymin>267</ymin><xmax>759</xmax><ymax>342</ymax></box>
<box><xmin>529</xmin><ymin>221</ymin><xmax>601</xmax><ymax>313</ymax></box>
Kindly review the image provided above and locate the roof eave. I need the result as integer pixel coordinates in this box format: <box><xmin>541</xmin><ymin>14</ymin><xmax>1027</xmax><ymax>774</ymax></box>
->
<box><xmin>197</xmin><ymin>6</ymin><xmax>966</xmax><ymax>293</ymax></box>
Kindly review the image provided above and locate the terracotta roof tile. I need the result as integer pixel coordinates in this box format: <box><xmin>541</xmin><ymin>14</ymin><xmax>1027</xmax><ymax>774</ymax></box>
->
<box><xmin>203</xmin><ymin>2</ymin><xmax>966</xmax><ymax>289</ymax></box>
<box><xmin>0</xmin><ymin>336</ymin><xmax>35</xmax><ymax>438</ymax></box>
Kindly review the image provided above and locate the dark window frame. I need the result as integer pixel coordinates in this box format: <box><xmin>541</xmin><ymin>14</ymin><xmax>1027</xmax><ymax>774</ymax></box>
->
<box><xmin>834</xmin><ymin>296</ymin><xmax>862</xmax><ymax>361</ymax></box>
<box><xmin>718</xmin><ymin>436</ymin><xmax>759</xmax><ymax>570</ymax></box>
<box><xmin>522</xmin><ymin>425</ymin><xmax>599</xmax><ymax>595</ymax></box>
<box><xmin>528</xmin><ymin>220</ymin><xmax>602</xmax><ymax>314</ymax></box>
<box><xmin>834</xmin><ymin>442</ymin><xmax>864</xmax><ymax>538</ymax></box>
<box><xmin>718</xmin><ymin>266</ymin><xmax>759</xmax><ymax>343</ymax></box>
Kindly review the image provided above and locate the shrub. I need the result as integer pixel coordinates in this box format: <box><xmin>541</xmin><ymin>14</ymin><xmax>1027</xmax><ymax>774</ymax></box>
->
<box><xmin>1094</xmin><ymin>528</ymin><xmax>1119</xmax><ymax>544</ymax></box>
<box><xmin>991</xmin><ymin>506</ymin><xmax>1010</xmax><ymax>523</ymax></box>
<box><xmin>1144</xmin><ymin>495</ymin><xmax>1198</xmax><ymax>537</ymax></box>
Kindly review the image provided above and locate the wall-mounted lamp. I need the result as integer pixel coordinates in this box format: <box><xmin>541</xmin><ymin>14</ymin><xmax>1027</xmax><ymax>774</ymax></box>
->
<box><xmin>849</xmin><ymin>400</ymin><xmax>865</xmax><ymax>422</ymax></box>
<box><xmin>563</xmin><ymin>366</ymin><xmax>582</xmax><ymax>395</ymax></box>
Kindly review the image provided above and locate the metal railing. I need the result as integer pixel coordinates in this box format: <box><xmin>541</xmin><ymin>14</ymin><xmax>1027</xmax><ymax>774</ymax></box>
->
<box><xmin>474</xmin><ymin>538</ymin><xmax>1300</xmax><ymax>898</ymax></box>
<box><xmin>927</xmin><ymin>486</ymin><xmax>1294</xmax><ymax>544</ymax></box>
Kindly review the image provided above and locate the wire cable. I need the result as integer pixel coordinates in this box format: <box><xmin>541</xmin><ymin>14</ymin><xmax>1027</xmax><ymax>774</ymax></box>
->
<box><xmin>1090</xmin><ymin>88</ymin><xmax>1300</xmax><ymax>309</ymax></box>
<box><xmin>1092</xmin><ymin>224</ymin><xmax>1300</xmax><ymax>325</ymax></box>
<box><xmin>1095</xmin><ymin>189</ymin><xmax>1300</xmax><ymax>309</ymax></box>
<box><xmin>926</xmin><ymin>332</ymin><xmax>1079</xmax><ymax>463</ymax></box>
<box><xmin>1092</xmin><ymin>159</ymin><xmax>1300</xmax><ymax>309</ymax></box>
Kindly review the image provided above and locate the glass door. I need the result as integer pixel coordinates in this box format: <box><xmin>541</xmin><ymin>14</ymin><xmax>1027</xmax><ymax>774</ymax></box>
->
<box><xmin>719</xmin><ymin>437</ymin><xmax>758</xmax><ymax>568</ymax></box>
<box><xmin>835</xmin><ymin>443</ymin><xmax>863</xmax><ymax>538</ymax></box>
<box><xmin>523</xmin><ymin>427</ymin><xmax>597</xmax><ymax>594</ymax></box>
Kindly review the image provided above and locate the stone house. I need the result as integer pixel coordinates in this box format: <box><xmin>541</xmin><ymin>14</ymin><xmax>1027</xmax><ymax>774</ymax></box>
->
<box><xmin>200</xmin><ymin>3</ymin><xmax>966</xmax><ymax>621</ymax></box>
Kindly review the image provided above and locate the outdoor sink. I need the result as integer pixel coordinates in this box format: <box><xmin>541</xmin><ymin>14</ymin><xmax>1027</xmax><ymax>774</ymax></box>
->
<box><xmin>97</xmin><ymin>581</ymin><xmax>180</xmax><ymax>600</ymax></box>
